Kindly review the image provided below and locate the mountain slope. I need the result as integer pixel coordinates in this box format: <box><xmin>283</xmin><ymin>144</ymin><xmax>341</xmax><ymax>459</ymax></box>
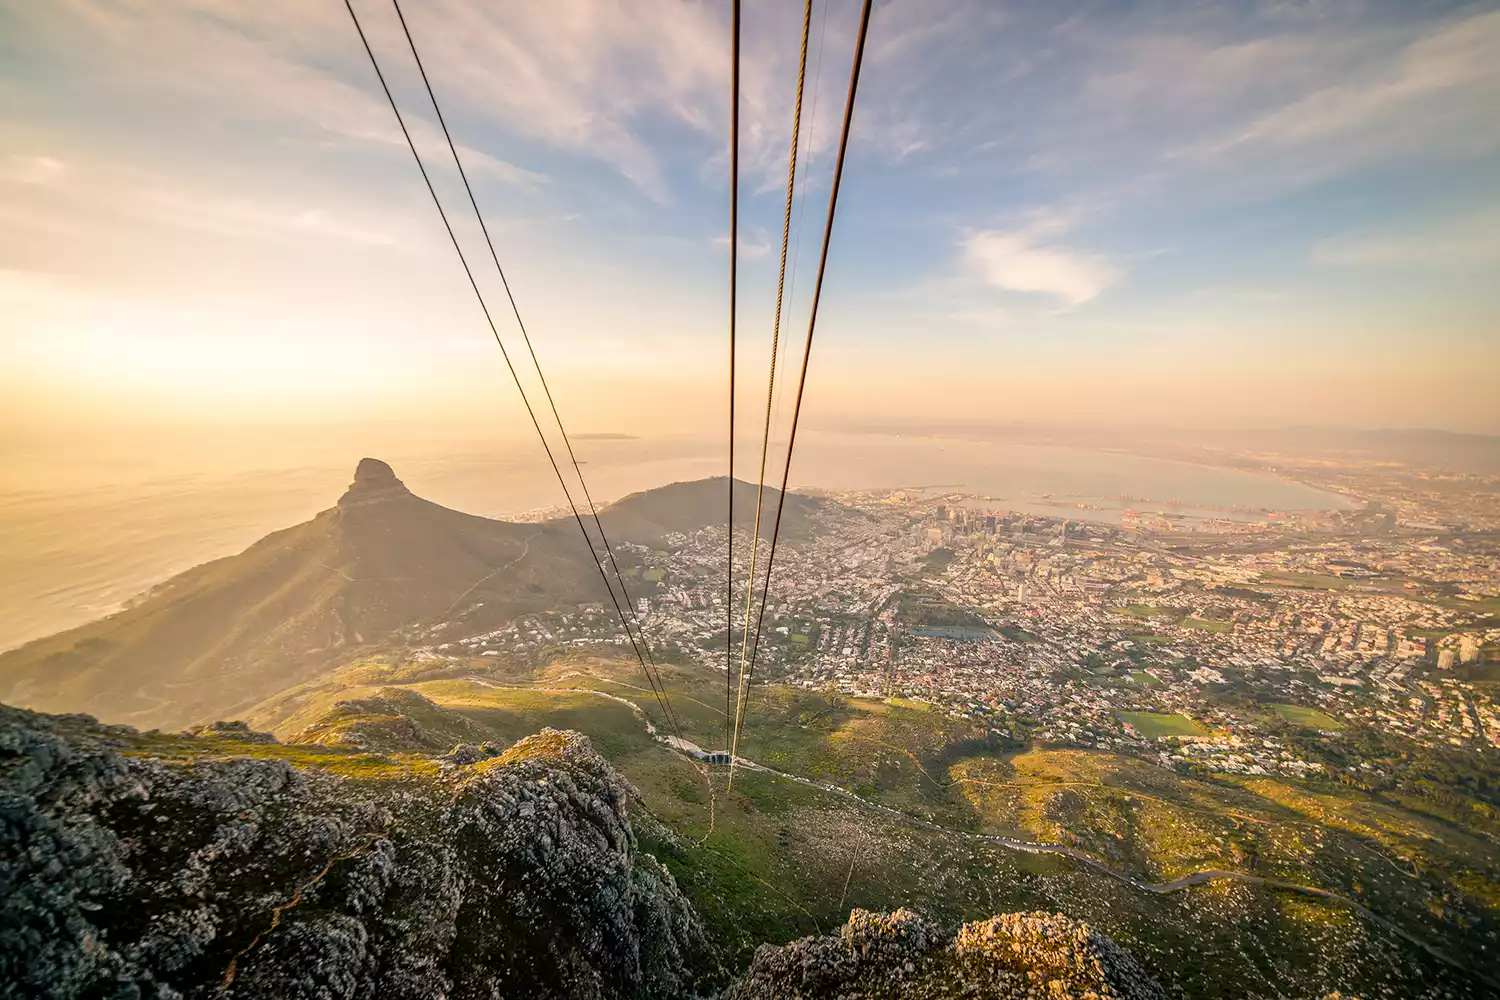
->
<box><xmin>0</xmin><ymin>460</ymin><xmax>607</xmax><ymax>729</ymax></box>
<box><xmin>0</xmin><ymin>463</ymin><xmax>831</xmax><ymax>732</ymax></box>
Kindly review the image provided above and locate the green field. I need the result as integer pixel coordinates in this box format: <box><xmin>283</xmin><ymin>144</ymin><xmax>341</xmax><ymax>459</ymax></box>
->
<box><xmin>1127</xmin><ymin>671</ymin><xmax>1162</xmax><ymax>687</ymax></box>
<box><xmin>1128</xmin><ymin>633</ymin><xmax>1175</xmax><ymax>645</ymax></box>
<box><xmin>1271</xmin><ymin>703</ymin><xmax>1345</xmax><ymax>730</ymax></box>
<box><xmin>1115</xmin><ymin>711</ymin><xmax>1210</xmax><ymax>738</ymax></box>
<box><xmin>1184</xmin><ymin>617</ymin><xmax>1232</xmax><ymax>633</ymax></box>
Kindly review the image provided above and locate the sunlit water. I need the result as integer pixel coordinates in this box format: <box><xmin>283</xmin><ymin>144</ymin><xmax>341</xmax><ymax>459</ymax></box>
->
<box><xmin>0</xmin><ymin>432</ymin><xmax>1350</xmax><ymax>652</ymax></box>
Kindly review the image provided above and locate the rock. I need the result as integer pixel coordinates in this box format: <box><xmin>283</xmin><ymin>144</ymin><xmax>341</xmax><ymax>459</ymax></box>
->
<box><xmin>185</xmin><ymin>719</ymin><xmax>280</xmax><ymax>743</ymax></box>
<box><xmin>338</xmin><ymin>458</ymin><xmax>413</xmax><ymax>509</ymax></box>
<box><xmin>439</xmin><ymin>742</ymin><xmax>503</xmax><ymax>766</ymax></box>
<box><xmin>0</xmin><ymin>706</ymin><xmax>711</xmax><ymax>1000</ymax></box>
<box><xmin>724</xmin><ymin>907</ymin><xmax>1165</xmax><ymax>1000</ymax></box>
<box><xmin>292</xmin><ymin>689</ymin><xmax>496</xmax><ymax>753</ymax></box>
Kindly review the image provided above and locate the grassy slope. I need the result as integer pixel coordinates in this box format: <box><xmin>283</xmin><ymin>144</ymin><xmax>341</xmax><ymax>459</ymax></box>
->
<box><xmin>128</xmin><ymin>645</ymin><xmax>1495</xmax><ymax>998</ymax></box>
<box><xmin>242</xmin><ymin>652</ymin><xmax>1495</xmax><ymax>996</ymax></box>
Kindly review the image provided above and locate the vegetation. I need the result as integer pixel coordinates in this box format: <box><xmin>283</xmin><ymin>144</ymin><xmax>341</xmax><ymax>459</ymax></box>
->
<box><xmin>18</xmin><ymin>648</ymin><xmax>1492</xmax><ymax>998</ymax></box>
<box><xmin>1270</xmin><ymin>703</ymin><xmax>1344</xmax><ymax>730</ymax></box>
<box><xmin>1115</xmin><ymin>711</ymin><xmax>1209</xmax><ymax>738</ymax></box>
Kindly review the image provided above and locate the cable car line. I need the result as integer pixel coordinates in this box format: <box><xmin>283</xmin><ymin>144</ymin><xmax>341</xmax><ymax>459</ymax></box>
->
<box><xmin>729</xmin><ymin>0</ymin><xmax>874</xmax><ymax>787</ymax></box>
<box><xmin>725</xmin><ymin>0</ymin><xmax>742</xmax><ymax>753</ymax></box>
<box><xmin>385</xmin><ymin>0</ymin><xmax>682</xmax><ymax>737</ymax></box>
<box><xmin>731</xmin><ymin>0</ymin><xmax>813</xmax><ymax>761</ymax></box>
<box><xmin>772</xmin><ymin>0</ymin><xmax>828</xmax><ymax>440</ymax></box>
<box><xmin>341</xmin><ymin>0</ymin><xmax>681</xmax><ymax>737</ymax></box>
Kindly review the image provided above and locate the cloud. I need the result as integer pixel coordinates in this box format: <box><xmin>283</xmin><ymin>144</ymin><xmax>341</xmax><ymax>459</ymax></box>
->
<box><xmin>962</xmin><ymin>224</ymin><xmax>1121</xmax><ymax>308</ymax></box>
<box><xmin>1315</xmin><ymin>210</ymin><xmax>1500</xmax><ymax>268</ymax></box>
<box><xmin>3</xmin><ymin>155</ymin><xmax>68</xmax><ymax>185</ymax></box>
<box><xmin>1172</xmin><ymin>9</ymin><xmax>1500</xmax><ymax>185</ymax></box>
<box><xmin>145</xmin><ymin>192</ymin><xmax>402</xmax><ymax>247</ymax></box>
<box><xmin>713</xmin><ymin>227</ymin><xmax>771</xmax><ymax>259</ymax></box>
<box><xmin>0</xmin><ymin>148</ymin><xmax>413</xmax><ymax>250</ymax></box>
<box><xmin>8</xmin><ymin>0</ymin><xmax>543</xmax><ymax>188</ymax></box>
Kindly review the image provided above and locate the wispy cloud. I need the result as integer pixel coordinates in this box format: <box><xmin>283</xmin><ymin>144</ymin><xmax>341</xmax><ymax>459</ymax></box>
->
<box><xmin>8</xmin><ymin>0</ymin><xmax>544</xmax><ymax>187</ymax></box>
<box><xmin>714</xmin><ymin>226</ymin><xmax>771</xmax><ymax>260</ymax></box>
<box><xmin>2</xmin><ymin>154</ymin><xmax>69</xmax><ymax>185</ymax></box>
<box><xmin>1315</xmin><ymin>210</ymin><xmax>1500</xmax><ymax>268</ymax></box>
<box><xmin>1182</xmin><ymin>9</ymin><xmax>1500</xmax><ymax>181</ymax></box>
<box><xmin>0</xmin><ymin>151</ymin><xmax>412</xmax><ymax>249</ymax></box>
<box><xmin>962</xmin><ymin>219</ymin><xmax>1121</xmax><ymax>308</ymax></box>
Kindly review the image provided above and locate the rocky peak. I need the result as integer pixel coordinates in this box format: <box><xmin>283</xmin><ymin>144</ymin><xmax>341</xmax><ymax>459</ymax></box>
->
<box><xmin>338</xmin><ymin>457</ymin><xmax>413</xmax><ymax>509</ymax></box>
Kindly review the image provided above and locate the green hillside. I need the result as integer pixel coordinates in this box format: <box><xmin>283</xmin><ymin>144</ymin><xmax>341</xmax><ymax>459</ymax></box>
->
<box><xmin>239</xmin><ymin>652</ymin><xmax>1496</xmax><ymax>997</ymax></box>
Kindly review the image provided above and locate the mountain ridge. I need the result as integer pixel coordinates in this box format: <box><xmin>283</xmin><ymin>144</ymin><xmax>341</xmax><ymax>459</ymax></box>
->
<box><xmin>0</xmin><ymin>460</ymin><xmax>817</xmax><ymax>731</ymax></box>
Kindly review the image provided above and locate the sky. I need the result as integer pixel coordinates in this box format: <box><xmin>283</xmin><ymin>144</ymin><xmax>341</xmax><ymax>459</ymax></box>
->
<box><xmin>2</xmin><ymin>0</ymin><xmax>1499</xmax><ymax>459</ymax></box>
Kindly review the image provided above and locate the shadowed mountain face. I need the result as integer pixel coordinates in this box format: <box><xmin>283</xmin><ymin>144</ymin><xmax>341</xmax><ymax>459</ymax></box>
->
<box><xmin>0</xmin><ymin>461</ymin><xmax>791</xmax><ymax>732</ymax></box>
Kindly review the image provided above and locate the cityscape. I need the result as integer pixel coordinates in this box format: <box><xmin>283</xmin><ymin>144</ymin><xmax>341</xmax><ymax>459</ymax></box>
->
<box><xmin>419</xmin><ymin>460</ymin><xmax>1499</xmax><ymax>787</ymax></box>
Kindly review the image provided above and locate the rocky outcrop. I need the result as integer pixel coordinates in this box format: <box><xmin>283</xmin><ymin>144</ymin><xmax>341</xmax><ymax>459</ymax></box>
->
<box><xmin>0</xmin><ymin>705</ymin><xmax>710</xmax><ymax>1000</ymax></box>
<box><xmin>337</xmin><ymin>457</ymin><xmax>413</xmax><ymax>509</ymax></box>
<box><xmin>2</xmin><ymin>701</ymin><xmax>1174</xmax><ymax>1000</ymax></box>
<box><xmin>186</xmin><ymin>719</ymin><xmax>280</xmax><ymax>743</ymax></box>
<box><xmin>724</xmin><ymin>907</ymin><xmax>1166</xmax><ymax>1000</ymax></box>
<box><xmin>288</xmin><ymin>688</ymin><xmax>495</xmax><ymax>753</ymax></box>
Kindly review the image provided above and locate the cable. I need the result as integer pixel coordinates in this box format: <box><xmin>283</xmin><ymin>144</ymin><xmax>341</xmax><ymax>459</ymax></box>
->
<box><xmin>342</xmin><ymin>0</ymin><xmax>681</xmax><ymax>737</ymax></box>
<box><xmin>728</xmin><ymin>0</ymin><xmax>874</xmax><ymax>787</ymax></box>
<box><xmin>772</xmin><ymin>0</ymin><xmax>828</xmax><ymax>445</ymax></box>
<box><xmin>385</xmin><ymin>0</ymin><xmax>682</xmax><ymax>736</ymax></box>
<box><xmin>725</xmin><ymin>0</ymin><xmax>742</xmax><ymax>752</ymax></box>
<box><xmin>732</xmin><ymin>0</ymin><xmax>812</xmax><ymax>752</ymax></box>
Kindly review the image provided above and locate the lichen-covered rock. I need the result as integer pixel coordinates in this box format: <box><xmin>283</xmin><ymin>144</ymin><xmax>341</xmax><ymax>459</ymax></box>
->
<box><xmin>0</xmin><ymin>705</ymin><xmax>711</xmax><ymax>999</ymax></box>
<box><xmin>723</xmin><ymin>907</ymin><xmax>1165</xmax><ymax>1000</ymax></box>
<box><xmin>186</xmin><ymin>719</ymin><xmax>280</xmax><ymax>743</ymax></box>
<box><xmin>289</xmin><ymin>687</ymin><xmax>495</xmax><ymax>752</ymax></box>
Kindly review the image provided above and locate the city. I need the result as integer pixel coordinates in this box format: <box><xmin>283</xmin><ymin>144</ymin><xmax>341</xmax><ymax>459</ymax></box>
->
<box><xmin>415</xmin><ymin>467</ymin><xmax>1500</xmax><ymax>789</ymax></box>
